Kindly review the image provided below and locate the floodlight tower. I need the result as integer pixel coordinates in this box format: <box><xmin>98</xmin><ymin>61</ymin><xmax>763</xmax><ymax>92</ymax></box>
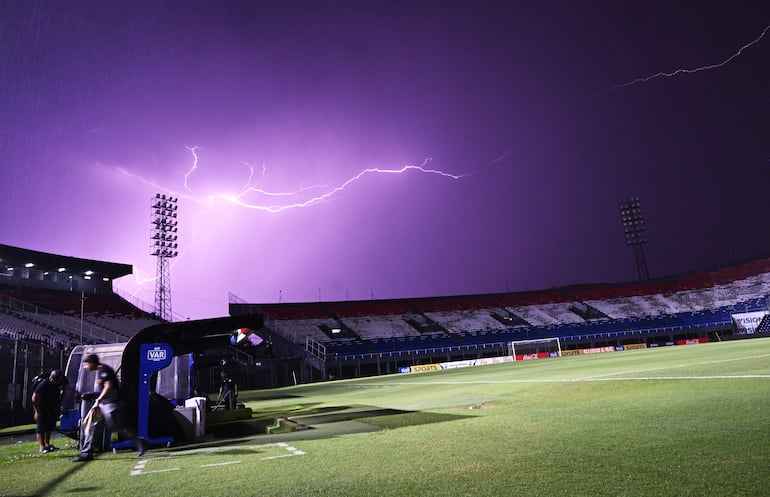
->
<box><xmin>150</xmin><ymin>194</ymin><xmax>179</xmax><ymax>321</ymax></box>
<box><xmin>618</xmin><ymin>196</ymin><xmax>650</xmax><ymax>281</ymax></box>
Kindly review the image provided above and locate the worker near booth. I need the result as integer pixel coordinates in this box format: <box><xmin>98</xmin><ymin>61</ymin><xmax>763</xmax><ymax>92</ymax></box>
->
<box><xmin>218</xmin><ymin>370</ymin><xmax>238</xmax><ymax>410</ymax></box>
<box><xmin>31</xmin><ymin>370</ymin><xmax>68</xmax><ymax>454</ymax></box>
<box><xmin>73</xmin><ymin>354</ymin><xmax>147</xmax><ymax>462</ymax></box>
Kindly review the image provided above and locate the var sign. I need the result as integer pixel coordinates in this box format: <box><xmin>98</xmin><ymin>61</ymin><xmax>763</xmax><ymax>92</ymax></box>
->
<box><xmin>147</xmin><ymin>347</ymin><xmax>167</xmax><ymax>361</ymax></box>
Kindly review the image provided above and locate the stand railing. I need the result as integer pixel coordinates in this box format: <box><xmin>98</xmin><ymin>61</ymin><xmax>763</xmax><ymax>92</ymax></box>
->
<box><xmin>0</xmin><ymin>295</ymin><xmax>123</xmax><ymax>344</ymax></box>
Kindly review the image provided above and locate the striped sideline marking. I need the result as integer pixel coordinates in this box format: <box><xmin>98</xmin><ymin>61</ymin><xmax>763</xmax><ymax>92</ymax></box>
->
<box><xmin>131</xmin><ymin>442</ymin><xmax>305</xmax><ymax>477</ymax></box>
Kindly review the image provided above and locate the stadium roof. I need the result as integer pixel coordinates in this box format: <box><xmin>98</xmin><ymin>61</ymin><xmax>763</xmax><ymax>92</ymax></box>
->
<box><xmin>0</xmin><ymin>243</ymin><xmax>132</xmax><ymax>280</ymax></box>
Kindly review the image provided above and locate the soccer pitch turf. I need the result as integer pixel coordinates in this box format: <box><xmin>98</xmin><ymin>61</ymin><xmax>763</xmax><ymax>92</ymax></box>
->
<box><xmin>1</xmin><ymin>338</ymin><xmax>769</xmax><ymax>497</ymax></box>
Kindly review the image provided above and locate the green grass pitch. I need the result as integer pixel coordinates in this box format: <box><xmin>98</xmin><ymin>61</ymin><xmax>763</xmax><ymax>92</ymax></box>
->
<box><xmin>1</xmin><ymin>338</ymin><xmax>769</xmax><ymax>497</ymax></box>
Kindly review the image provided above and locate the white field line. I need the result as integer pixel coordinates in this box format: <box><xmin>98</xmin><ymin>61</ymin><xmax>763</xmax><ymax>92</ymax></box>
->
<box><xmin>201</xmin><ymin>460</ymin><xmax>241</xmax><ymax>467</ymax></box>
<box><xmin>368</xmin><ymin>375</ymin><xmax>770</xmax><ymax>386</ymax></box>
<box><xmin>577</xmin><ymin>354</ymin><xmax>770</xmax><ymax>381</ymax></box>
<box><xmin>131</xmin><ymin>467</ymin><xmax>181</xmax><ymax>476</ymax></box>
<box><xmin>151</xmin><ymin>442</ymin><xmax>292</xmax><ymax>457</ymax></box>
<box><xmin>130</xmin><ymin>443</ymin><xmax>304</xmax><ymax>477</ymax></box>
<box><xmin>580</xmin><ymin>375</ymin><xmax>770</xmax><ymax>381</ymax></box>
<box><xmin>363</xmin><ymin>353</ymin><xmax>770</xmax><ymax>385</ymax></box>
<box><xmin>131</xmin><ymin>458</ymin><xmax>180</xmax><ymax>476</ymax></box>
<box><xmin>261</xmin><ymin>453</ymin><xmax>304</xmax><ymax>460</ymax></box>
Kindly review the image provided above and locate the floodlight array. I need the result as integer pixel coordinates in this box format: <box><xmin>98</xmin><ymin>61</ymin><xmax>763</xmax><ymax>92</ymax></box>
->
<box><xmin>618</xmin><ymin>196</ymin><xmax>647</xmax><ymax>246</ymax></box>
<box><xmin>150</xmin><ymin>194</ymin><xmax>179</xmax><ymax>258</ymax></box>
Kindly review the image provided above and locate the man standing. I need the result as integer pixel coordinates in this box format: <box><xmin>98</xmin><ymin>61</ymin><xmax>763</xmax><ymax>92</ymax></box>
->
<box><xmin>73</xmin><ymin>354</ymin><xmax>147</xmax><ymax>462</ymax></box>
<box><xmin>218</xmin><ymin>370</ymin><xmax>238</xmax><ymax>411</ymax></box>
<box><xmin>31</xmin><ymin>370</ymin><xmax>68</xmax><ymax>454</ymax></box>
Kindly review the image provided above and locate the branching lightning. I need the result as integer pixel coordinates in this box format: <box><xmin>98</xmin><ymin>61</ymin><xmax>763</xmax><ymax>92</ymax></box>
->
<box><xmin>591</xmin><ymin>22</ymin><xmax>770</xmax><ymax>98</ymax></box>
<box><xmin>220</xmin><ymin>158</ymin><xmax>468</xmax><ymax>213</ymax></box>
<box><xmin>114</xmin><ymin>148</ymin><xmax>474</xmax><ymax>316</ymax></box>
<box><xmin>118</xmin><ymin>150</ymin><xmax>470</xmax><ymax>213</ymax></box>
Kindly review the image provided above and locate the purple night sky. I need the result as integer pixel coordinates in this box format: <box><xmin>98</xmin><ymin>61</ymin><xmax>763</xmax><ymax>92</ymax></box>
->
<box><xmin>1</xmin><ymin>1</ymin><xmax>769</xmax><ymax>319</ymax></box>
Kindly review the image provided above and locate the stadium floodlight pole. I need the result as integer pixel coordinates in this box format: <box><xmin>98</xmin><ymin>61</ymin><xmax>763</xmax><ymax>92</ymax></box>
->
<box><xmin>79</xmin><ymin>291</ymin><xmax>85</xmax><ymax>344</ymax></box>
<box><xmin>150</xmin><ymin>194</ymin><xmax>179</xmax><ymax>322</ymax></box>
<box><xmin>618</xmin><ymin>196</ymin><xmax>650</xmax><ymax>281</ymax></box>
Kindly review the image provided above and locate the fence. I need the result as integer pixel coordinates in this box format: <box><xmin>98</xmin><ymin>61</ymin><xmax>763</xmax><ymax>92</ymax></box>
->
<box><xmin>0</xmin><ymin>337</ymin><xmax>68</xmax><ymax>426</ymax></box>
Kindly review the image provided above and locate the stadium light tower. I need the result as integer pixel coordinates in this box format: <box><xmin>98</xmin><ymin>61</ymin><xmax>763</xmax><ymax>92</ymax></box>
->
<box><xmin>150</xmin><ymin>194</ymin><xmax>179</xmax><ymax>321</ymax></box>
<box><xmin>618</xmin><ymin>196</ymin><xmax>650</xmax><ymax>281</ymax></box>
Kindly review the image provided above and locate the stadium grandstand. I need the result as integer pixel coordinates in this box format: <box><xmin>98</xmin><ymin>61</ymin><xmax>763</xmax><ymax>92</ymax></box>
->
<box><xmin>0</xmin><ymin>243</ymin><xmax>162</xmax><ymax>425</ymax></box>
<box><xmin>230</xmin><ymin>256</ymin><xmax>770</xmax><ymax>382</ymax></box>
<box><xmin>3</xmin><ymin>241</ymin><xmax>770</xmax><ymax>425</ymax></box>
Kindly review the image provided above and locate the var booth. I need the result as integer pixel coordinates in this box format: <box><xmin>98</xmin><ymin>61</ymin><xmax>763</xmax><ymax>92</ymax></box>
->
<box><xmin>60</xmin><ymin>315</ymin><xmax>263</xmax><ymax>449</ymax></box>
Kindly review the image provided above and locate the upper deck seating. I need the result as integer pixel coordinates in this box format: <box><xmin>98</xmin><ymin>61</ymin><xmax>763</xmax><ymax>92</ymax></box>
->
<box><xmin>424</xmin><ymin>309</ymin><xmax>510</xmax><ymax>334</ymax></box>
<box><xmin>506</xmin><ymin>302</ymin><xmax>585</xmax><ymax>326</ymax></box>
<box><xmin>341</xmin><ymin>314</ymin><xmax>422</xmax><ymax>339</ymax></box>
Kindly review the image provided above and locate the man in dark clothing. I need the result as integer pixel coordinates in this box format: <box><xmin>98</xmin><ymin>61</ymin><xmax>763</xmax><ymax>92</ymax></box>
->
<box><xmin>218</xmin><ymin>370</ymin><xmax>238</xmax><ymax>411</ymax></box>
<box><xmin>31</xmin><ymin>370</ymin><xmax>68</xmax><ymax>454</ymax></box>
<box><xmin>72</xmin><ymin>354</ymin><xmax>147</xmax><ymax>462</ymax></box>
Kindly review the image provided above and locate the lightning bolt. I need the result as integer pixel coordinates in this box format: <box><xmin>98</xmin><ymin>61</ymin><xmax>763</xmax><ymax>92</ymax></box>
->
<box><xmin>116</xmin><ymin>166</ymin><xmax>194</xmax><ymax>200</ymax></box>
<box><xmin>184</xmin><ymin>145</ymin><xmax>200</xmax><ymax>194</ymax></box>
<box><xmin>591</xmin><ymin>22</ymin><xmax>770</xmax><ymax>98</ymax></box>
<box><xmin>118</xmin><ymin>150</ymin><xmax>470</xmax><ymax>213</ymax></box>
<box><xmin>113</xmin><ymin>149</ymin><xmax>474</xmax><ymax>318</ymax></box>
<box><xmin>487</xmin><ymin>152</ymin><xmax>508</xmax><ymax>167</ymax></box>
<box><xmin>241</xmin><ymin>161</ymin><xmax>256</xmax><ymax>190</ymax></box>
<box><xmin>219</xmin><ymin>158</ymin><xmax>469</xmax><ymax>213</ymax></box>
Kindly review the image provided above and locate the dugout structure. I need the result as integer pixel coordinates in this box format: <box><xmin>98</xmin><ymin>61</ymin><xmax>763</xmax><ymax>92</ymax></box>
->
<box><xmin>61</xmin><ymin>314</ymin><xmax>264</xmax><ymax>448</ymax></box>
